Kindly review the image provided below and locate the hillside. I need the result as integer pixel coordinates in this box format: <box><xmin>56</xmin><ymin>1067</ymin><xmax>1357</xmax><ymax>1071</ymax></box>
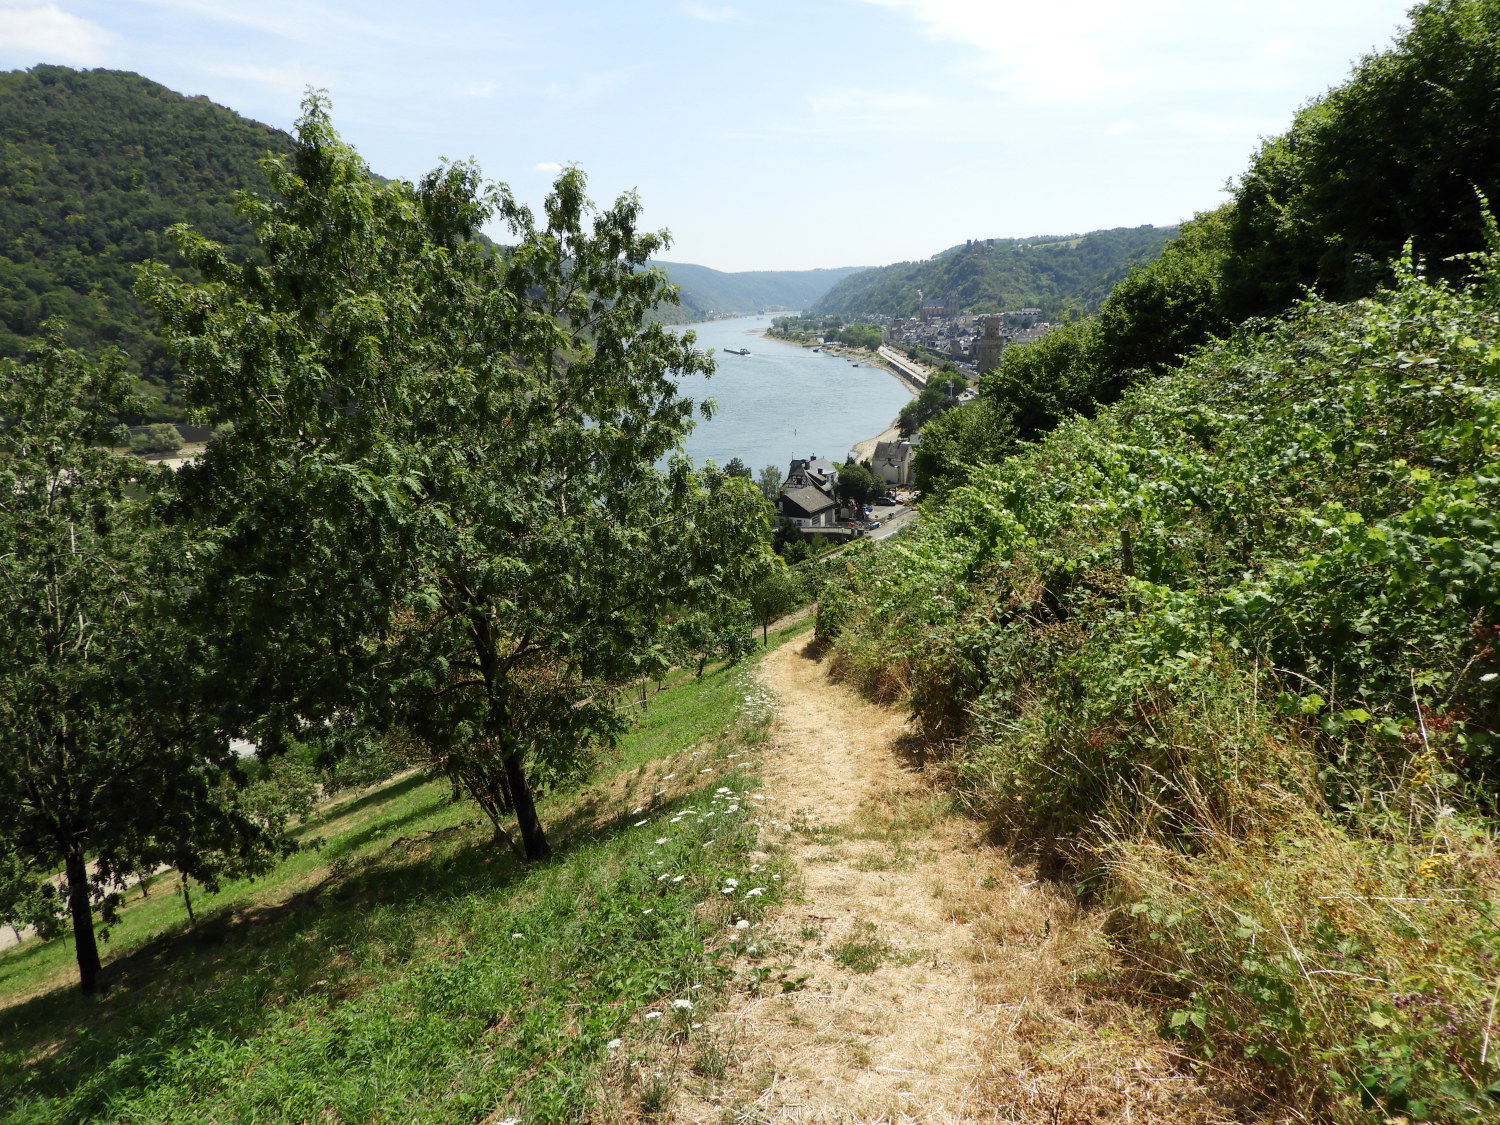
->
<box><xmin>819</xmin><ymin>3</ymin><xmax>1500</xmax><ymax>1119</ymax></box>
<box><xmin>0</xmin><ymin>66</ymin><xmax>294</xmax><ymax>420</ymax></box>
<box><xmin>0</xmin><ymin>66</ymin><xmax>857</xmax><ymax>419</ymax></box>
<box><xmin>809</xmin><ymin>224</ymin><xmax>1177</xmax><ymax>318</ymax></box>
<box><xmin>651</xmin><ymin>260</ymin><xmax>868</xmax><ymax>320</ymax></box>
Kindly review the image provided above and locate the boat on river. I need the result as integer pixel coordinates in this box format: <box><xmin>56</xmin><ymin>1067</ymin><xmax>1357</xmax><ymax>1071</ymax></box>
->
<box><xmin>723</xmin><ymin>347</ymin><xmax>751</xmax><ymax>356</ymax></box>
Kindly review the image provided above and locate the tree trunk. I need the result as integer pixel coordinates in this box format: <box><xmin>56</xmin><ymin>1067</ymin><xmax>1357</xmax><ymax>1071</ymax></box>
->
<box><xmin>64</xmin><ymin>851</ymin><xmax>101</xmax><ymax>996</ymax></box>
<box><xmin>501</xmin><ymin>750</ymin><xmax>551</xmax><ymax>861</ymax></box>
<box><xmin>180</xmin><ymin>874</ymin><xmax>196</xmax><ymax>926</ymax></box>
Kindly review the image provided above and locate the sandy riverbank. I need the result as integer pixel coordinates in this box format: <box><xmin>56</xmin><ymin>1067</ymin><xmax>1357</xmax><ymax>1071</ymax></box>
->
<box><xmin>850</xmin><ymin>424</ymin><xmax>902</xmax><ymax>462</ymax></box>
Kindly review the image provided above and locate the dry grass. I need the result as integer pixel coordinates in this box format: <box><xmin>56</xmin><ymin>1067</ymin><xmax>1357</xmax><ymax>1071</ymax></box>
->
<box><xmin>655</xmin><ymin>639</ymin><xmax>1229</xmax><ymax>1124</ymax></box>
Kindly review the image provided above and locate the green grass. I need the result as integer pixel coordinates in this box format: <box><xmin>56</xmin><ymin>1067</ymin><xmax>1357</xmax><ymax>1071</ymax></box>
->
<box><xmin>0</xmin><ymin>648</ymin><xmax>795</xmax><ymax>1123</ymax></box>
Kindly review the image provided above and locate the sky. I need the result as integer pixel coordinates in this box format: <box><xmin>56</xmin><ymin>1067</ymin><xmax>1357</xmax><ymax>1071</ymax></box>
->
<box><xmin>0</xmin><ymin>0</ymin><xmax>1420</xmax><ymax>272</ymax></box>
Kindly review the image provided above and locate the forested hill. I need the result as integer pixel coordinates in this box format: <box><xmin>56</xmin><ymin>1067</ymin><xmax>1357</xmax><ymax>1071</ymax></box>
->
<box><xmin>810</xmin><ymin>224</ymin><xmax>1177</xmax><ymax>318</ymax></box>
<box><xmin>649</xmin><ymin>260</ymin><xmax>868</xmax><ymax>320</ymax></box>
<box><xmin>0</xmin><ymin>66</ymin><xmax>295</xmax><ymax>420</ymax></box>
<box><xmin>0</xmin><ymin>65</ymin><xmax>853</xmax><ymax>420</ymax></box>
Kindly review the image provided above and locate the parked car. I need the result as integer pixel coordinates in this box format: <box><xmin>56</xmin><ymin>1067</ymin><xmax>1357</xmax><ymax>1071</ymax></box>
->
<box><xmin>874</xmin><ymin>496</ymin><xmax>898</xmax><ymax>506</ymax></box>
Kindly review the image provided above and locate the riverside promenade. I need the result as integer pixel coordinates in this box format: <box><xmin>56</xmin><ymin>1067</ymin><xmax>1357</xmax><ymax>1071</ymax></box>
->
<box><xmin>875</xmin><ymin>345</ymin><xmax>929</xmax><ymax>390</ymax></box>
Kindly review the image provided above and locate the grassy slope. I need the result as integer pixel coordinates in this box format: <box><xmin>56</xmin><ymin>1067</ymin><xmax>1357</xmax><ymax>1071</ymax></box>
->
<box><xmin>0</xmin><ymin>625</ymin><xmax>809</xmax><ymax>1124</ymax></box>
<box><xmin>819</xmin><ymin>260</ymin><xmax>1500</xmax><ymax>1121</ymax></box>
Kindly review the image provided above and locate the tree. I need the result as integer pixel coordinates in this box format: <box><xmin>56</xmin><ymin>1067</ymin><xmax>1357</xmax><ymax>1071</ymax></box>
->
<box><xmin>0</xmin><ymin>339</ymin><xmax>284</xmax><ymax>993</ymax></box>
<box><xmin>128</xmin><ymin>422</ymin><xmax>183</xmax><ymax>455</ymax></box>
<box><xmin>723</xmin><ymin>457</ymin><xmax>752</xmax><ymax>479</ymax></box>
<box><xmin>748</xmin><ymin>563</ymin><xmax>804</xmax><ymax>645</ymax></box>
<box><xmin>896</xmin><ymin>373</ymin><xmax>967</xmax><ymax>437</ymax></box>
<box><xmin>665</xmin><ymin>600</ymin><xmax>757</xmax><ymax>677</ymax></box>
<box><xmin>142</xmin><ymin>98</ymin><xmax>772</xmax><ymax>863</ymax></box>
<box><xmin>1225</xmin><ymin>0</ymin><xmax>1500</xmax><ymax>317</ymax></box>
<box><xmin>0</xmin><ymin>852</ymin><xmax>62</xmax><ymax>945</ymax></box>
<box><xmin>835</xmin><ymin>458</ymin><xmax>884</xmax><ymax>508</ymax></box>
<box><xmin>758</xmin><ymin>463</ymin><xmax>784</xmax><ymax>501</ymax></box>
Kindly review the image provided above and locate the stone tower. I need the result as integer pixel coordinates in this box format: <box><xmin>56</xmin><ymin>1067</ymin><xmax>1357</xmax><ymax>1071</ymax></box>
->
<box><xmin>973</xmin><ymin>314</ymin><xmax>1005</xmax><ymax>374</ymax></box>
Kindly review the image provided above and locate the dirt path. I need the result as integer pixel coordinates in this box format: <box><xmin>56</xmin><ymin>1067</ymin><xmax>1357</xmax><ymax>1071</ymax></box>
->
<box><xmin>671</xmin><ymin>637</ymin><xmax>1219</xmax><ymax>1124</ymax></box>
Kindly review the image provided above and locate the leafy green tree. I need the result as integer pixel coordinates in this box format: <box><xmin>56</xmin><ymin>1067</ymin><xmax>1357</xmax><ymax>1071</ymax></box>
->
<box><xmin>836</xmin><ymin>458</ymin><xmax>885</xmax><ymax>508</ymax></box>
<box><xmin>1225</xmin><ymin>0</ymin><xmax>1500</xmax><ymax>316</ymax></box>
<box><xmin>830</xmin><ymin>323</ymin><xmax>883</xmax><ymax>350</ymax></box>
<box><xmin>722</xmin><ymin>457</ymin><xmax>752</xmax><ymax>478</ymax></box>
<box><xmin>748</xmin><ymin>563</ymin><xmax>805</xmax><ymax>645</ymax></box>
<box><xmin>143</xmin><ymin>98</ymin><xmax>771</xmax><ymax>862</ymax></box>
<box><xmin>896</xmin><ymin>372</ymin><xmax>968</xmax><ymax>437</ymax></box>
<box><xmin>758</xmin><ymin>463</ymin><xmax>784</xmax><ymax>501</ymax></box>
<box><xmin>665</xmin><ymin>600</ymin><xmax>757</xmax><ymax>677</ymax></box>
<box><xmin>0</xmin><ymin>852</ymin><xmax>62</xmax><ymax>944</ymax></box>
<box><xmin>0</xmin><ymin>339</ymin><xmax>284</xmax><ymax>993</ymax></box>
<box><xmin>128</xmin><ymin>422</ymin><xmax>183</xmax><ymax>455</ymax></box>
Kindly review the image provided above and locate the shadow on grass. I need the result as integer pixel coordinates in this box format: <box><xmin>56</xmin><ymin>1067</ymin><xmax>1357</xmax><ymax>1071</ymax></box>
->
<box><xmin>0</xmin><ymin>820</ymin><xmax>525</xmax><ymax>1119</ymax></box>
<box><xmin>293</xmin><ymin>770</ymin><xmax>432</xmax><ymax>840</ymax></box>
<box><xmin>0</xmin><ymin>769</ymin><xmax>730</xmax><ymax>1120</ymax></box>
<box><xmin>0</xmin><ymin>657</ymin><xmax>769</xmax><ymax>1120</ymax></box>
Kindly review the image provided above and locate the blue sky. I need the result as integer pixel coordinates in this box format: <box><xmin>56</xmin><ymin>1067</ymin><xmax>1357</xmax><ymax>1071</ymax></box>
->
<box><xmin>1</xmin><ymin>0</ymin><xmax>1418</xmax><ymax>272</ymax></box>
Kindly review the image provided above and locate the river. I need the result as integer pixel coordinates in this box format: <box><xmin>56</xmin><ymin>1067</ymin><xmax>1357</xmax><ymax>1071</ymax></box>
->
<box><xmin>667</xmin><ymin>315</ymin><xmax>913</xmax><ymax>474</ymax></box>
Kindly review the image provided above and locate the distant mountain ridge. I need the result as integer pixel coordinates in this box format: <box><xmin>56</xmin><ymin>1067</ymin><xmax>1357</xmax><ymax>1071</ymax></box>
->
<box><xmin>810</xmin><ymin>225</ymin><xmax>1179</xmax><ymax>319</ymax></box>
<box><xmin>649</xmin><ymin>261</ymin><xmax>869</xmax><ymax>320</ymax></box>
<box><xmin>0</xmin><ymin>64</ymin><xmax>1169</xmax><ymax>422</ymax></box>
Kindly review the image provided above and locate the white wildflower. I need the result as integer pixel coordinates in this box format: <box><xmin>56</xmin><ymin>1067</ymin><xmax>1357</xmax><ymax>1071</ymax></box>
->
<box><xmin>606</xmin><ymin>1038</ymin><xmax>622</xmax><ymax>1050</ymax></box>
<box><xmin>672</xmin><ymin>998</ymin><xmax>693</xmax><ymax>1010</ymax></box>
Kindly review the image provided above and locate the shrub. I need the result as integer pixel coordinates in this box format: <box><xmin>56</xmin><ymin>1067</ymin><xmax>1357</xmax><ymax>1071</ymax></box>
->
<box><xmin>128</xmin><ymin>422</ymin><xmax>182</xmax><ymax>455</ymax></box>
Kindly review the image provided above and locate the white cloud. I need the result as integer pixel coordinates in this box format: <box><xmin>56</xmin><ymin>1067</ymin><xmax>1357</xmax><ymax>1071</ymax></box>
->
<box><xmin>532</xmin><ymin>161</ymin><xmax>563</xmax><ymax>173</ymax></box>
<box><xmin>209</xmin><ymin>61</ymin><xmax>328</xmax><ymax>103</ymax></box>
<box><xmin>683</xmin><ymin>3</ymin><xmax>740</xmax><ymax>21</ymax></box>
<box><xmin>1106</xmin><ymin>120</ymin><xmax>1136</xmax><ymax>136</ymax></box>
<box><xmin>457</xmin><ymin>80</ymin><xmax>498</xmax><ymax>98</ymax></box>
<box><xmin>849</xmin><ymin>0</ymin><xmax>1408</xmax><ymax>105</ymax></box>
<box><xmin>0</xmin><ymin>2</ymin><xmax>115</xmax><ymax>65</ymax></box>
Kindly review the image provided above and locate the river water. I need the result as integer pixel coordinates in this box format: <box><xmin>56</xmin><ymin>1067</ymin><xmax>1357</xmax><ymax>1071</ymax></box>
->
<box><xmin>667</xmin><ymin>315</ymin><xmax>913</xmax><ymax>475</ymax></box>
